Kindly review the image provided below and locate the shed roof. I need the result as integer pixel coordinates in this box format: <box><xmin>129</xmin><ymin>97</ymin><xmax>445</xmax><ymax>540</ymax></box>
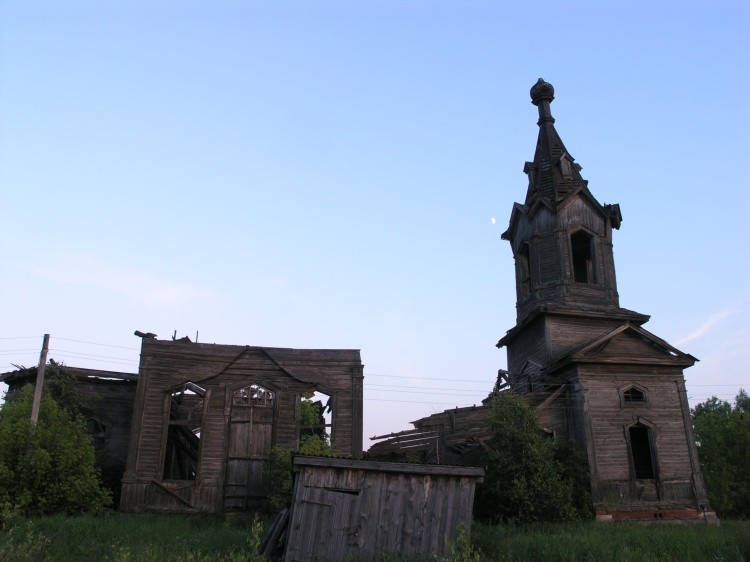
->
<box><xmin>293</xmin><ymin>455</ymin><xmax>484</xmax><ymax>481</ymax></box>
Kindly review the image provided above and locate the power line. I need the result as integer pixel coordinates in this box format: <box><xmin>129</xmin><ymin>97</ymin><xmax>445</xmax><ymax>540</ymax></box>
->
<box><xmin>366</xmin><ymin>388</ymin><xmax>488</xmax><ymax>398</ymax></box>
<box><xmin>366</xmin><ymin>382</ymin><xmax>489</xmax><ymax>391</ymax></box>
<box><xmin>55</xmin><ymin>337</ymin><xmax>139</xmax><ymax>351</ymax></box>
<box><xmin>0</xmin><ymin>336</ymin><xmax>43</xmax><ymax>340</ymax></box>
<box><xmin>49</xmin><ymin>348</ymin><xmax>138</xmax><ymax>363</ymax></box>
<box><xmin>365</xmin><ymin>398</ymin><xmax>482</xmax><ymax>406</ymax></box>
<box><xmin>366</xmin><ymin>373</ymin><xmax>494</xmax><ymax>383</ymax></box>
<box><xmin>46</xmin><ymin>356</ymin><xmax>138</xmax><ymax>368</ymax></box>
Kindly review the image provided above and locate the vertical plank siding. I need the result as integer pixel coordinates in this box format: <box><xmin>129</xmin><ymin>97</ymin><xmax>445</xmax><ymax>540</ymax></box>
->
<box><xmin>284</xmin><ymin>457</ymin><xmax>483</xmax><ymax>562</ymax></box>
<box><xmin>120</xmin><ymin>340</ymin><xmax>364</xmax><ymax>513</ymax></box>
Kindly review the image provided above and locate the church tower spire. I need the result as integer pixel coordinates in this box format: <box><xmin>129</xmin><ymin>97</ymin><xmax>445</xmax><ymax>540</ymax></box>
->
<box><xmin>502</xmin><ymin>79</ymin><xmax>627</xmax><ymax>325</ymax></box>
<box><xmin>494</xmin><ymin>79</ymin><xmax>713</xmax><ymax>523</ymax></box>
<box><xmin>375</xmin><ymin>79</ymin><xmax>714</xmax><ymax>524</ymax></box>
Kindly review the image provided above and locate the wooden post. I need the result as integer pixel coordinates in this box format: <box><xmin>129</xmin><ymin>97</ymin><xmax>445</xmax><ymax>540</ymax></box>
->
<box><xmin>30</xmin><ymin>334</ymin><xmax>50</xmax><ymax>425</ymax></box>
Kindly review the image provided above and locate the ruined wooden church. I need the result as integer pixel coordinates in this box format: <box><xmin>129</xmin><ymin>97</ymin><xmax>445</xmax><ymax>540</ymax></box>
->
<box><xmin>119</xmin><ymin>338</ymin><xmax>364</xmax><ymax>513</ymax></box>
<box><xmin>371</xmin><ymin>79</ymin><xmax>715</xmax><ymax>523</ymax></box>
<box><xmin>498</xmin><ymin>78</ymin><xmax>714</xmax><ymax>522</ymax></box>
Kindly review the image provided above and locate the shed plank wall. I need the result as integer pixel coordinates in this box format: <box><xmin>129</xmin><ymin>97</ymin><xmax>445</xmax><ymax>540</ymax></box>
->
<box><xmin>284</xmin><ymin>461</ymin><xmax>482</xmax><ymax>562</ymax></box>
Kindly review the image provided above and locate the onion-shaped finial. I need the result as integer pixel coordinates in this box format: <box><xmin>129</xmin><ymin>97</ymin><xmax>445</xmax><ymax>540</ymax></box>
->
<box><xmin>530</xmin><ymin>78</ymin><xmax>554</xmax><ymax>106</ymax></box>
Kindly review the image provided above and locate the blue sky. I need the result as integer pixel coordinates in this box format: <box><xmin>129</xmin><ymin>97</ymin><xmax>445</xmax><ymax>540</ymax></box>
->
<box><xmin>1</xmin><ymin>0</ymin><xmax>748</xmax><ymax>441</ymax></box>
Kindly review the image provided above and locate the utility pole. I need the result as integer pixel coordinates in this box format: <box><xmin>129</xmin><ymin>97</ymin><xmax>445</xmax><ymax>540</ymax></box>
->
<box><xmin>30</xmin><ymin>334</ymin><xmax>50</xmax><ymax>425</ymax></box>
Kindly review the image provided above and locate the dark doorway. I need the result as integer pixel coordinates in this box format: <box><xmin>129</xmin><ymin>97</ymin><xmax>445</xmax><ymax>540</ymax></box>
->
<box><xmin>629</xmin><ymin>424</ymin><xmax>655</xmax><ymax>479</ymax></box>
<box><xmin>163</xmin><ymin>383</ymin><xmax>204</xmax><ymax>480</ymax></box>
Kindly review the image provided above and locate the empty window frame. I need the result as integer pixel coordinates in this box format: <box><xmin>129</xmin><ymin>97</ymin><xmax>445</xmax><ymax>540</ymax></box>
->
<box><xmin>623</xmin><ymin>387</ymin><xmax>647</xmax><ymax>403</ymax></box>
<box><xmin>86</xmin><ymin>418</ymin><xmax>108</xmax><ymax>450</ymax></box>
<box><xmin>570</xmin><ymin>230</ymin><xmax>596</xmax><ymax>283</ymax></box>
<box><xmin>232</xmin><ymin>384</ymin><xmax>275</xmax><ymax>407</ymax></box>
<box><xmin>299</xmin><ymin>391</ymin><xmax>333</xmax><ymax>452</ymax></box>
<box><xmin>163</xmin><ymin>382</ymin><xmax>205</xmax><ymax>480</ymax></box>
<box><xmin>629</xmin><ymin>424</ymin><xmax>656</xmax><ymax>480</ymax></box>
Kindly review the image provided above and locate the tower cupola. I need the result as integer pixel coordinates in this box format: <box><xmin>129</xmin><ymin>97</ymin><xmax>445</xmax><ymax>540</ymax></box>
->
<box><xmin>502</xmin><ymin>79</ymin><xmax>625</xmax><ymax>323</ymax></box>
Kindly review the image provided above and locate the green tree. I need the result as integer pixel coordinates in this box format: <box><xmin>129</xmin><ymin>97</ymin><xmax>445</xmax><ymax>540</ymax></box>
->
<box><xmin>692</xmin><ymin>389</ymin><xmax>750</xmax><ymax>519</ymax></box>
<box><xmin>479</xmin><ymin>392</ymin><xmax>592</xmax><ymax>524</ymax></box>
<box><xmin>42</xmin><ymin>361</ymin><xmax>99</xmax><ymax>418</ymax></box>
<box><xmin>0</xmin><ymin>385</ymin><xmax>111</xmax><ymax>515</ymax></box>
<box><xmin>298</xmin><ymin>393</ymin><xmax>333</xmax><ymax>457</ymax></box>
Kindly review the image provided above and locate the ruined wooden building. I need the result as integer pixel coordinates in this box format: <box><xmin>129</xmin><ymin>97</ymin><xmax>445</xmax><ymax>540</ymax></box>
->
<box><xmin>371</xmin><ymin>80</ymin><xmax>715</xmax><ymax>523</ymax></box>
<box><xmin>0</xmin><ymin>364</ymin><xmax>138</xmax><ymax>501</ymax></box>
<box><xmin>283</xmin><ymin>456</ymin><xmax>484</xmax><ymax>562</ymax></box>
<box><xmin>119</xmin><ymin>338</ymin><xmax>363</xmax><ymax>513</ymax></box>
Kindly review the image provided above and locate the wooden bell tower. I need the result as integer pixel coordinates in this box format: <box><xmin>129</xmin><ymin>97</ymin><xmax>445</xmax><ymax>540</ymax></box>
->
<box><xmin>497</xmin><ymin>79</ymin><xmax>716</xmax><ymax>522</ymax></box>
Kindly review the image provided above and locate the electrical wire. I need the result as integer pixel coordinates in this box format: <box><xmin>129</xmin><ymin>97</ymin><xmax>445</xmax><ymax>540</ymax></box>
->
<box><xmin>54</xmin><ymin>337</ymin><xmax>139</xmax><ymax>350</ymax></box>
<box><xmin>366</xmin><ymin>373</ymin><xmax>494</xmax><ymax>383</ymax></box>
<box><xmin>49</xmin><ymin>348</ymin><xmax>138</xmax><ymax>363</ymax></box>
<box><xmin>0</xmin><ymin>336</ymin><xmax>43</xmax><ymax>340</ymax></box>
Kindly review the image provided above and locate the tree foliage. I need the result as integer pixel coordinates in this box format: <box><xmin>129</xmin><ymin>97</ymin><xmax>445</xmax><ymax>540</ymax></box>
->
<box><xmin>263</xmin><ymin>448</ymin><xmax>293</xmax><ymax>513</ymax></box>
<box><xmin>692</xmin><ymin>389</ymin><xmax>750</xmax><ymax>519</ymax></box>
<box><xmin>298</xmin><ymin>393</ymin><xmax>333</xmax><ymax>457</ymax></box>
<box><xmin>479</xmin><ymin>392</ymin><xmax>593</xmax><ymax>524</ymax></box>
<box><xmin>262</xmin><ymin>394</ymin><xmax>333</xmax><ymax>512</ymax></box>
<box><xmin>0</xmin><ymin>385</ymin><xmax>111</xmax><ymax>515</ymax></box>
<box><xmin>41</xmin><ymin>361</ymin><xmax>100</xmax><ymax>418</ymax></box>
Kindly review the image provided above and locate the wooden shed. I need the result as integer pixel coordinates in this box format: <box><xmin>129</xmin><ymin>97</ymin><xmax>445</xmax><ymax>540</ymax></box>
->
<box><xmin>119</xmin><ymin>338</ymin><xmax>364</xmax><ymax>513</ymax></box>
<box><xmin>283</xmin><ymin>456</ymin><xmax>484</xmax><ymax>562</ymax></box>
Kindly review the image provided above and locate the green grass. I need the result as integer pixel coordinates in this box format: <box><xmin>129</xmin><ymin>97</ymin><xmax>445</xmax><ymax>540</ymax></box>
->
<box><xmin>1</xmin><ymin>513</ymin><xmax>748</xmax><ymax>561</ymax></box>
<box><xmin>0</xmin><ymin>512</ymin><xmax>266</xmax><ymax>562</ymax></box>
<box><xmin>472</xmin><ymin>520</ymin><xmax>750</xmax><ymax>562</ymax></box>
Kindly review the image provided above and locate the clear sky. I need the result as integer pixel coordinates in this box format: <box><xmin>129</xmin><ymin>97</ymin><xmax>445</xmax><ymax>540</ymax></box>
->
<box><xmin>1</xmin><ymin>0</ymin><xmax>748</xmax><ymax>442</ymax></box>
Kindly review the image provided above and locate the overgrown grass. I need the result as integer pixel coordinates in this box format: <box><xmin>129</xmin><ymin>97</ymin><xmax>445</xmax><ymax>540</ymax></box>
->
<box><xmin>0</xmin><ymin>512</ymin><xmax>266</xmax><ymax>562</ymax></box>
<box><xmin>1</xmin><ymin>513</ymin><xmax>749</xmax><ymax>561</ymax></box>
<box><xmin>472</xmin><ymin>520</ymin><xmax>750</xmax><ymax>562</ymax></box>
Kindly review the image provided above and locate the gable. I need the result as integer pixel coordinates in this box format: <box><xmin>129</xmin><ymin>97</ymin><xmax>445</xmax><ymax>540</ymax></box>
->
<box><xmin>542</xmin><ymin>323</ymin><xmax>697</xmax><ymax>375</ymax></box>
<box><xmin>572</xmin><ymin>324</ymin><xmax>696</xmax><ymax>367</ymax></box>
<box><xmin>581</xmin><ymin>330</ymin><xmax>675</xmax><ymax>362</ymax></box>
<box><xmin>557</xmin><ymin>194</ymin><xmax>605</xmax><ymax>234</ymax></box>
<box><xmin>220</xmin><ymin>348</ymin><xmax>300</xmax><ymax>389</ymax></box>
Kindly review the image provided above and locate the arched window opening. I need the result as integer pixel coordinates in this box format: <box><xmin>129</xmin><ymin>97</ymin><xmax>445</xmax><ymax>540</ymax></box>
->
<box><xmin>233</xmin><ymin>384</ymin><xmax>274</xmax><ymax>407</ymax></box>
<box><xmin>629</xmin><ymin>424</ymin><xmax>656</xmax><ymax>479</ymax></box>
<box><xmin>517</xmin><ymin>243</ymin><xmax>531</xmax><ymax>297</ymax></box>
<box><xmin>571</xmin><ymin>230</ymin><xmax>596</xmax><ymax>283</ymax></box>
<box><xmin>624</xmin><ymin>387</ymin><xmax>646</xmax><ymax>403</ymax></box>
<box><xmin>86</xmin><ymin>418</ymin><xmax>107</xmax><ymax>450</ymax></box>
<box><xmin>163</xmin><ymin>382</ymin><xmax>205</xmax><ymax>480</ymax></box>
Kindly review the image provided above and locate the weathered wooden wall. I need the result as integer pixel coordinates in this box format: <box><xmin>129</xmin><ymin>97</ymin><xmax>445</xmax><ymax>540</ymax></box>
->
<box><xmin>120</xmin><ymin>340</ymin><xmax>363</xmax><ymax>513</ymax></box>
<box><xmin>579</xmin><ymin>365</ymin><xmax>698</xmax><ymax>505</ymax></box>
<box><xmin>283</xmin><ymin>456</ymin><xmax>484</xmax><ymax>562</ymax></box>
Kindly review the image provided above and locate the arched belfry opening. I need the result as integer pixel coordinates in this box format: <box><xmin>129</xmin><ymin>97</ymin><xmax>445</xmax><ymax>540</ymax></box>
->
<box><xmin>571</xmin><ymin>229</ymin><xmax>595</xmax><ymax>283</ymax></box>
<box><xmin>517</xmin><ymin>243</ymin><xmax>532</xmax><ymax>298</ymax></box>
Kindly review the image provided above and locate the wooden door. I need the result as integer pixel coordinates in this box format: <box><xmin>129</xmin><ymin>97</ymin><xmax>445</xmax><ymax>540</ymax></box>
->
<box><xmin>224</xmin><ymin>390</ymin><xmax>274</xmax><ymax>509</ymax></box>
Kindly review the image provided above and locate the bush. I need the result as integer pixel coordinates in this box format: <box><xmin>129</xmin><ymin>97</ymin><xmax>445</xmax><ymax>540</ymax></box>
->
<box><xmin>263</xmin><ymin>448</ymin><xmax>293</xmax><ymax>512</ymax></box>
<box><xmin>0</xmin><ymin>385</ymin><xmax>111</xmax><ymax>515</ymax></box>
<box><xmin>478</xmin><ymin>392</ymin><xmax>592</xmax><ymax>524</ymax></box>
